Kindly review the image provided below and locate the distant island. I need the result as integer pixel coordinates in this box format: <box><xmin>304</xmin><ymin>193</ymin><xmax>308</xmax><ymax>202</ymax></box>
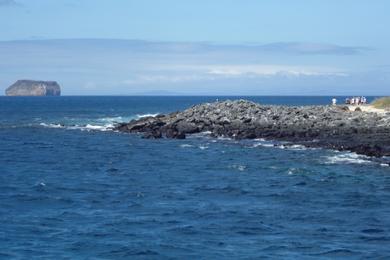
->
<box><xmin>5</xmin><ymin>80</ymin><xmax>61</xmax><ymax>96</ymax></box>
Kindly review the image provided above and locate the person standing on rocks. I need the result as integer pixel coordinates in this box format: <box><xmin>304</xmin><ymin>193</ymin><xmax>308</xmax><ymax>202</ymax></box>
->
<box><xmin>332</xmin><ymin>98</ymin><xmax>337</xmax><ymax>105</ymax></box>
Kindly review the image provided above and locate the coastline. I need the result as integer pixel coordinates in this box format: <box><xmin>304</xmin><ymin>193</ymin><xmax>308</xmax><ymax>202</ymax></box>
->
<box><xmin>115</xmin><ymin>99</ymin><xmax>390</xmax><ymax>159</ymax></box>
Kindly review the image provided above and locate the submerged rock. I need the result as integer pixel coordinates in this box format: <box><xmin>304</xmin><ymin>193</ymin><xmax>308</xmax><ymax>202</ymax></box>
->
<box><xmin>5</xmin><ymin>80</ymin><xmax>61</xmax><ymax>96</ymax></box>
<box><xmin>115</xmin><ymin>99</ymin><xmax>390</xmax><ymax>157</ymax></box>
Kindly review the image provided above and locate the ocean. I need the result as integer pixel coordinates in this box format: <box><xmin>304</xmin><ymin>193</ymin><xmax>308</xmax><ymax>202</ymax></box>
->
<box><xmin>0</xmin><ymin>96</ymin><xmax>389</xmax><ymax>259</ymax></box>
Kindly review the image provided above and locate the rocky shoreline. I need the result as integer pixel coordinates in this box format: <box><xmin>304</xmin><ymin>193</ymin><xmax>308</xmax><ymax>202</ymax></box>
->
<box><xmin>115</xmin><ymin>100</ymin><xmax>390</xmax><ymax>158</ymax></box>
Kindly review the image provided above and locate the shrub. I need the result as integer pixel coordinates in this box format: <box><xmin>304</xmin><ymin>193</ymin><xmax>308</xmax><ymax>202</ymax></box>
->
<box><xmin>371</xmin><ymin>97</ymin><xmax>390</xmax><ymax>110</ymax></box>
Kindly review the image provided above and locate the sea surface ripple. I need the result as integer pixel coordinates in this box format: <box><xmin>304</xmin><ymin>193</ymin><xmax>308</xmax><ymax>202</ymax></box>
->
<box><xmin>0</xmin><ymin>96</ymin><xmax>389</xmax><ymax>259</ymax></box>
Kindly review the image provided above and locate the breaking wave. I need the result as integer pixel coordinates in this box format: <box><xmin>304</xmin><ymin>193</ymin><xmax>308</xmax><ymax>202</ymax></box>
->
<box><xmin>39</xmin><ymin>122</ymin><xmax>114</xmax><ymax>132</ymax></box>
<box><xmin>323</xmin><ymin>152</ymin><xmax>373</xmax><ymax>165</ymax></box>
<box><xmin>37</xmin><ymin>113</ymin><xmax>158</xmax><ymax>132</ymax></box>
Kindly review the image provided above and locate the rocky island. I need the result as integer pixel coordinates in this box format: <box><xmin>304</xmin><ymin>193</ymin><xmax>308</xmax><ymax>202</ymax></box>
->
<box><xmin>5</xmin><ymin>80</ymin><xmax>61</xmax><ymax>96</ymax></box>
<box><xmin>115</xmin><ymin>100</ymin><xmax>390</xmax><ymax>158</ymax></box>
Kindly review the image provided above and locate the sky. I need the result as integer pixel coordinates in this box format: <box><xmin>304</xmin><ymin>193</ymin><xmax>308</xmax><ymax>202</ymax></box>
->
<box><xmin>0</xmin><ymin>0</ymin><xmax>389</xmax><ymax>95</ymax></box>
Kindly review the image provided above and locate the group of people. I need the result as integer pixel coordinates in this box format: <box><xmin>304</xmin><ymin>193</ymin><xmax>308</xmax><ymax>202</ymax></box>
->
<box><xmin>345</xmin><ymin>96</ymin><xmax>367</xmax><ymax>105</ymax></box>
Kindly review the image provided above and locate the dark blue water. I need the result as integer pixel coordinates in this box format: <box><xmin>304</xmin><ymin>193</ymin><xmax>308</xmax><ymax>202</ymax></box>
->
<box><xmin>1</xmin><ymin>96</ymin><xmax>389</xmax><ymax>259</ymax></box>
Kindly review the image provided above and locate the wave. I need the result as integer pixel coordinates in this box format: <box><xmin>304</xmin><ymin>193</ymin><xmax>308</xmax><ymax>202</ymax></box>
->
<box><xmin>251</xmin><ymin>139</ymin><xmax>316</xmax><ymax>151</ymax></box>
<box><xmin>198</xmin><ymin>145</ymin><xmax>209</xmax><ymax>150</ymax></box>
<box><xmin>323</xmin><ymin>152</ymin><xmax>373</xmax><ymax>165</ymax></box>
<box><xmin>37</xmin><ymin>113</ymin><xmax>158</xmax><ymax>132</ymax></box>
<box><xmin>39</xmin><ymin>122</ymin><xmax>114</xmax><ymax>132</ymax></box>
<box><xmin>179</xmin><ymin>144</ymin><xmax>194</xmax><ymax>148</ymax></box>
<box><xmin>251</xmin><ymin>139</ymin><xmax>281</xmax><ymax>149</ymax></box>
<box><xmin>71</xmin><ymin>124</ymin><xmax>114</xmax><ymax>132</ymax></box>
<box><xmin>252</xmin><ymin>142</ymin><xmax>276</xmax><ymax>148</ymax></box>
<box><xmin>282</xmin><ymin>144</ymin><xmax>308</xmax><ymax>150</ymax></box>
<box><xmin>39</xmin><ymin>123</ymin><xmax>64</xmax><ymax>128</ymax></box>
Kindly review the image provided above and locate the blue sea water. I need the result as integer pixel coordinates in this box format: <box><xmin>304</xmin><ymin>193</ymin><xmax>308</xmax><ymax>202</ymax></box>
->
<box><xmin>0</xmin><ymin>96</ymin><xmax>389</xmax><ymax>259</ymax></box>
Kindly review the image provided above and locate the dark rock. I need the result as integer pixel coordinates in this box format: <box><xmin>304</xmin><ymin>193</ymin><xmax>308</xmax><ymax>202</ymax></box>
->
<box><xmin>114</xmin><ymin>100</ymin><xmax>390</xmax><ymax>157</ymax></box>
<box><xmin>5</xmin><ymin>80</ymin><xmax>61</xmax><ymax>96</ymax></box>
<box><xmin>339</xmin><ymin>106</ymin><xmax>350</xmax><ymax>111</ymax></box>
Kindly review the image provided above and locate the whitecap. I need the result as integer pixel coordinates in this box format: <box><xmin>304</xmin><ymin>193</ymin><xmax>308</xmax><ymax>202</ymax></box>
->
<box><xmin>217</xmin><ymin>136</ymin><xmax>232</xmax><ymax>141</ymax></box>
<box><xmin>84</xmin><ymin>124</ymin><xmax>107</xmax><ymax>130</ymax></box>
<box><xmin>323</xmin><ymin>152</ymin><xmax>373</xmax><ymax>165</ymax></box>
<box><xmin>283</xmin><ymin>144</ymin><xmax>308</xmax><ymax>150</ymax></box>
<box><xmin>180</xmin><ymin>144</ymin><xmax>194</xmax><ymax>148</ymax></box>
<box><xmin>252</xmin><ymin>142</ymin><xmax>276</xmax><ymax>148</ymax></box>
<box><xmin>39</xmin><ymin>123</ymin><xmax>64</xmax><ymax>128</ymax></box>
<box><xmin>199</xmin><ymin>145</ymin><xmax>209</xmax><ymax>150</ymax></box>
<box><xmin>82</xmin><ymin>124</ymin><xmax>114</xmax><ymax>131</ymax></box>
<box><xmin>287</xmin><ymin>168</ymin><xmax>296</xmax><ymax>175</ymax></box>
<box><xmin>66</xmin><ymin>124</ymin><xmax>114</xmax><ymax>132</ymax></box>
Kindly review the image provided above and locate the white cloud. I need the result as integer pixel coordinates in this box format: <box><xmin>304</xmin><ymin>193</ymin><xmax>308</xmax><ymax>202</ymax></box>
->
<box><xmin>120</xmin><ymin>64</ymin><xmax>348</xmax><ymax>86</ymax></box>
<box><xmin>122</xmin><ymin>74</ymin><xmax>213</xmax><ymax>85</ymax></box>
<box><xmin>205</xmin><ymin>65</ymin><xmax>348</xmax><ymax>77</ymax></box>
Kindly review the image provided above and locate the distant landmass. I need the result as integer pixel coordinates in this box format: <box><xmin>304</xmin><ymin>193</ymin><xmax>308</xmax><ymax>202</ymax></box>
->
<box><xmin>5</xmin><ymin>80</ymin><xmax>61</xmax><ymax>96</ymax></box>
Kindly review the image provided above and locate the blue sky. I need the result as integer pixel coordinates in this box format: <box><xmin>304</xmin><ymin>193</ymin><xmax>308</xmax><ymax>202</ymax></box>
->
<box><xmin>0</xmin><ymin>0</ymin><xmax>389</xmax><ymax>95</ymax></box>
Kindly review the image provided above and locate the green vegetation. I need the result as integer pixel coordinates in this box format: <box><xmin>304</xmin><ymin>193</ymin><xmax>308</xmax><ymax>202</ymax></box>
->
<box><xmin>371</xmin><ymin>97</ymin><xmax>390</xmax><ymax>109</ymax></box>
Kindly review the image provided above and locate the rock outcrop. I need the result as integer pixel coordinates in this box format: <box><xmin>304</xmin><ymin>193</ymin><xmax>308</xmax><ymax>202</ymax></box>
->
<box><xmin>5</xmin><ymin>80</ymin><xmax>61</xmax><ymax>96</ymax></box>
<box><xmin>115</xmin><ymin>100</ymin><xmax>390</xmax><ymax>158</ymax></box>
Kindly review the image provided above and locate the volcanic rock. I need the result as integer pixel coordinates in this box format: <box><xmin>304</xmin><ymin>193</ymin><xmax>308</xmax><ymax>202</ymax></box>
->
<box><xmin>115</xmin><ymin>100</ymin><xmax>390</xmax><ymax>157</ymax></box>
<box><xmin>5</xmin><ymin>80</ymin><xmax>61</xmax><ymax>96</ymax></box>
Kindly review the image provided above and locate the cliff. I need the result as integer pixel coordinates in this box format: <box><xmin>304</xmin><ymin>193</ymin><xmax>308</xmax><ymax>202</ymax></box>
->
<box><xmin>5</xmin><ymin>80</ymin><xmax>61</xmax><ymax>96</ymax></box>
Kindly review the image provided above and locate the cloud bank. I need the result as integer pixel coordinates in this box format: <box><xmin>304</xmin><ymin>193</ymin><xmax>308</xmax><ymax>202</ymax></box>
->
<box><xmin>0</xmin><ymin>39</ymin><xmax>384</xmax><ymax>95</ymax></box>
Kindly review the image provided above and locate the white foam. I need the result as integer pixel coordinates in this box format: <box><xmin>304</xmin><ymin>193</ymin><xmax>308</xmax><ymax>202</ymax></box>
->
<box><xmin>40</xmin><ymin>114</ymin><xmax>121</xmax><ymax>132</ymax></box>
<box><xmin>180</xmin><ymin>144</ymin><xmax>194</xmax><ymax>148</ymax></box>
<box><xmin>188</xmin><ymin>131</ymin><xmax>213</xmax><ymax>139</ymax></box>
<box><xmin>136</xmin><ymin>113</ymin><xmax>159</xmax><ymax>119</ymax></box>
<box><xmin>39</xmin><ymin>123</ymin><xmax>64</xmax><ymax>128</ymax></box>
<box><xmin>217</xmin><ymin>136</ymin><xmax>232</xmax><ymax>141</ymax></box>
<box><xmin>252</xmin><ymin>141</ymin><xmax>276</xmax><ymax>148</ymax></box>
<box><xmin>229</xmin><ymin>164</ymin><xmax>247</xmax><ymax>172</ymax></box>
<box><xmin>287</xmin><ymin>168</ymin><xmax>296</xmax><ymax>175</ymax></box>
<box><xmin>84</xmin><ymin>124</ymin><xmax>113</xmax><ymax>131</ymax></box>
<box><xmin>323</xmin><ymin>152</ymin><xmax>373</xmax><ymax>165</ymax></box>
<box><xmin>77</xmin><ymin>123</ymin><xmax>115</xmax><ymax>131</ymax></box>
<box><xmin>198</xmin><ymin>145</ymin><xmax>209</xmax><ymax>150</ymax></box>
<box><xmin>252</xmin><ymin>141</ymin><xmax>311</xmax><ymax>151</ymax></box>
<box><xmin>283</xmin><ymin>144</ymin><xmax>308</xmax><ymax>151</ymax></box>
